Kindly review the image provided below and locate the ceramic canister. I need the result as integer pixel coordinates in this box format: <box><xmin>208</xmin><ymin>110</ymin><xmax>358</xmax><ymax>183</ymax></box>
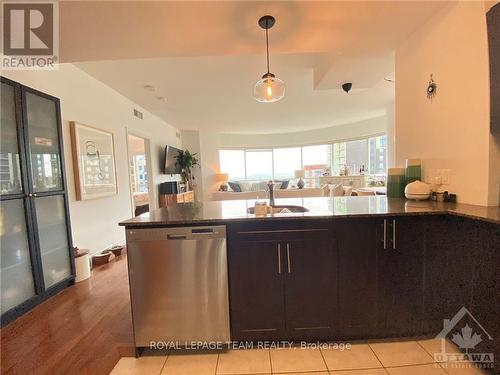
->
<box><xmin>387</xmin><ymin>168</ymin><xmax>406</xmax><ymax>198</ymax></box>
<box><xmin>405</xmin><ymin>158</ymin><xmax>422</xmax><ymax>185</ymax></box>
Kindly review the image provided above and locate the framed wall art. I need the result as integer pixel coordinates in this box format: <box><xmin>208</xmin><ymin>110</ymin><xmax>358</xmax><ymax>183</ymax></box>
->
<box><xmin>70</xmin><ymin>121</ymin><xmax>118</xmax><ymax>200</ymax></box>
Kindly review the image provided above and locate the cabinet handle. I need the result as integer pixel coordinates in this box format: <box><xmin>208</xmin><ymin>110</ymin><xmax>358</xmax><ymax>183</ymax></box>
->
<box><xmin>392</xmin><ymin>219</ymin><xmax>396</xmax><ymax>250</ymax></box>
<box><xmin>286</xmin><ymin>243</ymin><xmax>291</xmax><ymax>274</ymax></box>
<box><xmin>277</xmin><ymin>243</ymin><xmax>281</xmax><ymax>274</ymax></box>
<box><xmin>167</xmin><ymin>234</ymin><xmax>187</xmax><ymax>240</ymax></box>
<box><xmin>383</xmin><ymin>219</ymin><xmax>387</xmax><ymax>249</ymax></box>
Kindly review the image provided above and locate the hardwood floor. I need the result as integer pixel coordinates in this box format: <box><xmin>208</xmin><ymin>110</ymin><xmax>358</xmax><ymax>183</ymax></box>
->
<box><xmin>1</xmin><ymin>253</ymin><xmax>134</xmax><ymax>375</ymax></box>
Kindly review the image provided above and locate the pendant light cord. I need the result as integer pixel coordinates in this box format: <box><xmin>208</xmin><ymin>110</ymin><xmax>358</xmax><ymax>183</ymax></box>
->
<box><xmin>265</xmin><ymin>22</ymin><xmax>270</xmax><ymax>74</ymax></box>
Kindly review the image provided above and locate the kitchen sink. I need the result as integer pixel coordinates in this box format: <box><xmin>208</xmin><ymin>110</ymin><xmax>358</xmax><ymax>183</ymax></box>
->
<box><xmin>247</xmin><ymin>205</ymin><xmax>309</xmax><ymax>214</ymax></box>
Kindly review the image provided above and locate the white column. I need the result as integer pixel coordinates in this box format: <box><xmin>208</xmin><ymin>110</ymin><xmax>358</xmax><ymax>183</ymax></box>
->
<box><xmin>386</xmin><ymin>102</ymin><xmax>396</xmax><ymax>168</ymax></box>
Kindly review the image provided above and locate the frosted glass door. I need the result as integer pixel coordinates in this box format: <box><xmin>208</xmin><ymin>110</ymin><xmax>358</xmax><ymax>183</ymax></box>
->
<box><xmin>25</xmin><ymin>92</ymin><xmax>63</xmax><ymax>193</ymax></box>
<box><xmin>34</xmin><ymin>195</ymin><xmax>71</xmax><ymax>288</ymax></box>
<box><xmin>0</xmin><ymin>200</ymin><xmax>36</xmax><ymax>313</ymax></box>
<box><xmin>0</xmin><ymin>81</ymin><xmax>36</xmax><ymax>314</ymax></box>
<box><xmin>1</xmin><ymin>83</ymin><xmax>22</xmax><ymax>195</ymax></box>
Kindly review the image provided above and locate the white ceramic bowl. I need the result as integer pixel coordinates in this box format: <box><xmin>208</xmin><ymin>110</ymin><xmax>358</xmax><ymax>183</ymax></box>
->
<box><xmin>405</xmin><ymin>180</ymin><xmax>431</xmax><ymax>200</ymax></box>
<box><xmin>405</xmin><ymin>193</ymin><xmax>430</xmax><ymax>201</ymax></box>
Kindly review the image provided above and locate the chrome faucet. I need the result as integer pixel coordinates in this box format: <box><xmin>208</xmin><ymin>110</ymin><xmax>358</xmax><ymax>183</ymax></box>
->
<box><xmin>268</xmin><ymin>180</ymin><xmax>275</xmax><ymax>207</ymax></box>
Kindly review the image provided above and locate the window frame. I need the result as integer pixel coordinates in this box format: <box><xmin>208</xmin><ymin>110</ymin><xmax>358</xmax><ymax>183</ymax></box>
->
<box><xmin>244</xmin><ymin>148</ymin><xmax>274</xmax><ymax>181</ymax></box>
<box><xmin>218</xmin><ymin>132</ymin><xmax>387</xmax><ymax>182</ymax></box>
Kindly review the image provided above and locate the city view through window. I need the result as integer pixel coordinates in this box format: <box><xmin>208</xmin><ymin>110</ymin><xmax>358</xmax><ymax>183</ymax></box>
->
<box><xmin>219</xmin><ymin>134</ymin><xmax>387</xmax><ymax>185</ymax></box>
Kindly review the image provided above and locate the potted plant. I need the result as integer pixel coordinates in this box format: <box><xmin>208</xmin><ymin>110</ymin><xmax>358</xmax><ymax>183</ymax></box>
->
<box><xmin>175</xmin><ymin>149</ymin><xmax>199</xmax><ymax>190</ymax></box>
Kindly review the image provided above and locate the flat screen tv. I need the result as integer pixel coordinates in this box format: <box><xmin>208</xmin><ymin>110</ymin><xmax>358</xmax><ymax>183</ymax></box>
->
<box><xmin>164</xmin><ymin>145</ymin><xmax>182</xmax><ymax>174</ymax></box>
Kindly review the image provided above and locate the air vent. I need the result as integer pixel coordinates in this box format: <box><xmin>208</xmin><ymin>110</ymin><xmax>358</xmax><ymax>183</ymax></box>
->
<box><xmin>133</xmin><ymin>109</ymin><xmax>143</xmax><ymax>120</ymax></box>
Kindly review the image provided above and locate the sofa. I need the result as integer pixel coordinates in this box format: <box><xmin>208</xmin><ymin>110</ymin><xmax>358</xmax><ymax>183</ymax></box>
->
<box><xmin>211</xmin><ymin>190</ymin><xmax>268</xmax><ymax>201</ymax></box>
<box><xmin>211</xmin><ymin>186</ymin><xmax>353</xmax><ymax>201</ymax></box>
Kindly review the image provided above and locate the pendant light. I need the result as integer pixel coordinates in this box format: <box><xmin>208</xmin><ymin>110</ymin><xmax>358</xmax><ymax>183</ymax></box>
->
<box><xmin>253</xmin><ymin>15</ymin><xmax>285</xmax><ymax>103</ymax></box>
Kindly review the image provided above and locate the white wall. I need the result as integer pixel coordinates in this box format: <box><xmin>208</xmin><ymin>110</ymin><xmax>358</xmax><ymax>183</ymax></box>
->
<box><xmin>386</xmin><ymin>102</ymin><xmax>396</xmax><ymax>168</ymax></box>
<box><xmin>395</xmin><ymin>1</ymin><xmax>498</xmax><ymax>206</ymax></box>
<box><xmin>180</xmin><ymin>130</ymin><xmax>203</xmax><ymax>200</ymax></box>
<box><xmin>218</xmin><ymin>116</ymin><xmax>387</xmax><ymax>148</ymax></box>
<box><xmin>199</xmin><ymin>131</ymin><xmax>223</xmax><ymax>201</ymax></box>
<box><xmin>2</xmin><ymin>64</ymin><xmax>181</xmax><ymax>253</ymax></box>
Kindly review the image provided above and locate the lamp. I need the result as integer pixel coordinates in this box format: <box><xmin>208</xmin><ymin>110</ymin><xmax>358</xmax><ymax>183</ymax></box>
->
<box><xmin>216</xmin><ymin>173</ymin><xmax>229</xmax><ymax>191</ymax></box>
<box><xmin>295</xmin><ymin>170</ymin><xmax>305</xmax><ymax>189</ymax></box>
<box><xmin>253</xmin><ymin>15</ymin><xmax>285</xmax><ymax>103</ymax></box>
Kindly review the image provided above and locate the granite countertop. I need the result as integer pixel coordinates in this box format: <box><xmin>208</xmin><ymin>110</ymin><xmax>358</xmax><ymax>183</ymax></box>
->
<box><xmin>119</xmin><ymin>197</ymin><xmax>500</xmax><ymax>227</ymax></box>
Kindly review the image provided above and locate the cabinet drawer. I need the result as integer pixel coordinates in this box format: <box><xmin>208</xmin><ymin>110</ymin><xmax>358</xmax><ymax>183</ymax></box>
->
<box><xmin>228</xmin><ymin>220</ymin><xmax>331</xmax><ymax>242</ymax></box>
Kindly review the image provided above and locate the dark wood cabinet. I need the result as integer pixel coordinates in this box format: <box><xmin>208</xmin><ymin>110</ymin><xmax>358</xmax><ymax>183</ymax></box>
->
<box><xmin>336</xmin><ymin>216</ymin><xmax>425</xmax><ymax>339</ymax></box>
<box><xmin>423</xmin><ymin>215</ymin><xmax>475</xmax><ymax>334</ymax></box>
<box><xmin>378</xmin><ymin>216</ymin><xmax>425</xmax><ymax>337</ymax></box>
<box><xmin>284</xmin><ymin>236</ymin><xmax>336</xmax><ymax>340</ymax></box>
<box><xmin>488</xmin><ymin>3</ymin><xmax>500</xmax><ymax>134</ymax></box>
<box><xmin>423</xmin><ymin>216</ymin><xmax>499</xmax><ymax>373</ymax></box>
<box><xmin>227</xmin><ymin>239</ymin><xmax>286</xmax><ymax>341</ymax></box>
<box><xmin>471</xmin><ymin>221</ymin><xmax>500</xmax><ymax>373</ymax></box>
<box><xmin>227</xmin><ymin>213</ymin><xmax>498</xmax><ymax>360</ymax></box>
<box><xmin>336</xmin><ymin>218</ymin><xmax>380</xmax><ymax>339</ymax></box>
<box><xmin>227</xmin><ymin>220</ymin><xmax>335</xmax><ymax>341</ymax></box>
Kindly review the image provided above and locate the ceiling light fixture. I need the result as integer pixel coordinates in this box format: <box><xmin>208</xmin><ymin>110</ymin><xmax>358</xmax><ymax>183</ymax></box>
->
<box><xmin>253</xmin><ymin>15</ymin><xmax>285</xmax><ymax>103</ymax></box>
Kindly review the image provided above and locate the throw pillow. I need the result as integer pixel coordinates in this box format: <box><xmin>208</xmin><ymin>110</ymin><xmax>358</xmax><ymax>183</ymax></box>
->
<box><xmin>228</xmin><ymin>181</ymin><xmax>241</xmax><ymax>192</ymax></box>
<box><xmin>343</xmin><ymin>186</ymin><xmax>353</xmax><ymax>196</ymax></box>
<box><xmin>321</xmin><ymin>184</ymin><xmax>330</xmax><ymax>196</ymax></box>
<box><xmin>251</xmin><ymin>181</ymin><xmax>269</xmax><ymax>191</ymax></box>
<box><xmin>279</xmin><ymin>180</ymin><xmax>290</xmax><ymax>189</ymax></box>
<box><xmin>330</xmin><ymin>184</ymin><xmax>345</xmax><ymax>197</ymax></box>
<box><xmin>239</xmin><ymin>181</ymin><xmax>251</xmax><ymax>192</ymax></box>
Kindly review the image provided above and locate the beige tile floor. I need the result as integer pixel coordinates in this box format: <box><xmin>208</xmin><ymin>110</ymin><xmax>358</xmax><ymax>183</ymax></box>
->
<box><xmin>110</xmin><ymin>339</ymin><xmax>489</xmax><ymax>375</ymax></box>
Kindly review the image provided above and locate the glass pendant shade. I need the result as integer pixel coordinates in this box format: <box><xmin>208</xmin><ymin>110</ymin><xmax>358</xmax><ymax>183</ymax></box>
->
<box><xmin>253</xmin><ymin>73</ymin><xmax>285</xmax><ymax>103</ymax></box>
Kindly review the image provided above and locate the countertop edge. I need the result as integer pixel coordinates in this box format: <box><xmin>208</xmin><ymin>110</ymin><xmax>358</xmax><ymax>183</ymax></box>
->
<box><xmin>119</xmin><ymin>209</ymin><xmax>499</xmax><ymax>228</ymax></box>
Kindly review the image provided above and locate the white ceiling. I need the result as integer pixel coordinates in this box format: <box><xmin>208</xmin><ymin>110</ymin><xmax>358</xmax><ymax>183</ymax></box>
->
<box><xmin>65</xmin><ymin>1</ymin><xmax>449</xmax><ymax>134</ymax></box>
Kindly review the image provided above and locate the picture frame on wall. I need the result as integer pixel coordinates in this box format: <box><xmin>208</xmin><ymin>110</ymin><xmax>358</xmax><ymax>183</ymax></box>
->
<box><xmin>70</xmin><ymin>121</ymin><xmax>118</xmax><ymax>200</ymax></box>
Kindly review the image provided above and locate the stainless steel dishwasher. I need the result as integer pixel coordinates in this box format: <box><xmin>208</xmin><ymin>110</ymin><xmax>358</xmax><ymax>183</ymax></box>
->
<box><xmin>126</xmin><ymin>225</ymin><xmax>230</xmax><ymax>348</ymax></box>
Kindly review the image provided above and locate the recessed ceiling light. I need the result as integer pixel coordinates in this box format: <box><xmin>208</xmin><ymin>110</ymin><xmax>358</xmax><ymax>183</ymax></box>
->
<box><xmin>143</xmin><ymin>85</ymin><xmax>156</xmax><ymax>91</ymax></box>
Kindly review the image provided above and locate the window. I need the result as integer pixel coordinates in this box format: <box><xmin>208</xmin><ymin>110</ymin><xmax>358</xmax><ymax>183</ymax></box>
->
<box><xmin>245</xmin><ymin>150</ymin><xmax>272</xmax><ymax>181</ymax></box>
<box><xmin>129</xmin><ymin>155</ymin><xmax>149</xmax><ymax>193</ymax></box>
<box><xmin>219</xmin><ymin>150</ymin><xmax>245</xmax><ymax>180</ymax></box>
<box><xmin>302</xmin><ymin>144</ymin><xmax>331</xmax><ymax>187</ymax></box>
<box><xmin>332</xmin><ymin>143</ymin><xmax>346</xmax><ymax>175</ymax></box>
<box><xmin>273</xmin><ymin>147</ymin><xmax>301</xmax><ymax>180</ymax></box>
<box><xmin>345</xmin><ymin>139</ymin><xmax>368</xmax><ymax>174</ymax></box>
<box><xmin>219</xmin><ymin>134</ymin><xmax>387</xmax><ymax>182</ymax></box>
<box><xmin>368</xmin><ymin>135</ymin><xmax>387</xmax><ymax>175</ymax></box>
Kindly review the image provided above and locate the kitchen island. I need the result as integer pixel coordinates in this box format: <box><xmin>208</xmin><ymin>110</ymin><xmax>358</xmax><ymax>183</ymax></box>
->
<box><xmin>120</xmin><ymin>197</ymin><xmax>500</xmax><ymax>372</ymax></box>
<box><xmin>119</xmin><ymin>196</ymin><xmax>500</xmax><ymax>227</ymax></box>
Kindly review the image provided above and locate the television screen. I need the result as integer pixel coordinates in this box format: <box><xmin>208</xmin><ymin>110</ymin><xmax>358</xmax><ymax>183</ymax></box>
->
<box><xmin>164</xmin><ymin>145</ymin><xmax>182</xmax><ymax>174</ymax></box>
